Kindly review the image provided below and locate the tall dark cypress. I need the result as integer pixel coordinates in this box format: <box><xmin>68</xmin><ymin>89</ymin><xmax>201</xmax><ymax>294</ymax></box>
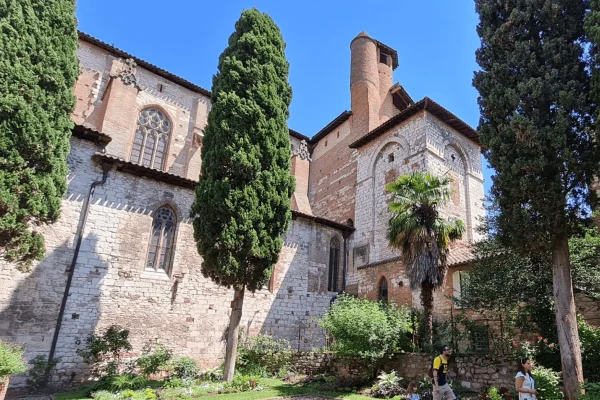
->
<box><xmin>473</xmin><ymin>1</ymin><xmax>595</xmax><ymax>396</ymax></box>
<box><xmin>190</xmin><ymin>8</ymin><xmax>294</xmax><ymax>381</ymax></box>
<box><xmin>0</xmin><ymin>0</ymin><xmax>79</xmax><ymax>268</ymax></box>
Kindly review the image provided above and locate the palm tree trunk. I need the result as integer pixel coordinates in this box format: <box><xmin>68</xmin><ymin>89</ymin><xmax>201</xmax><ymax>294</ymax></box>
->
<box><xmin>421</xmin><ymin>282</ymin><xmax>435</xmax><ymax>347</ymax></box>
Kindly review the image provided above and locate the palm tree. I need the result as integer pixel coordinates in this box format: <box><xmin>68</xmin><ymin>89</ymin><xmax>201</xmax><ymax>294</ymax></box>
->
<box><xmin>386</xmin><ymin>172</ymin><xmax>465</xmax><ymax>346</ymax></box>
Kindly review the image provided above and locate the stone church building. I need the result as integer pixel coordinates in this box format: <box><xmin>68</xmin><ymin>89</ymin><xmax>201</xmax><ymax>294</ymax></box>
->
<box><xmin>0</xmin><ymin>30</ymin><xmax>508</xmax><ymax>385</ymax></box>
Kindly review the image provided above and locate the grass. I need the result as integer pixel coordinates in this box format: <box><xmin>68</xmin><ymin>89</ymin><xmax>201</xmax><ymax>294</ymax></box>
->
<box><xmin>54</xmin><ymin>377</ymin><xmax>374</xmax><ymax>400</ymax></box>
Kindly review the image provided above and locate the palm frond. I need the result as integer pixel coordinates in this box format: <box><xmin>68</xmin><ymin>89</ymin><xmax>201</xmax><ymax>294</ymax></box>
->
<box><xmin>387</xmin><ymin>171</ymin><xmax>464</xmax><ymax>291</ymax></box>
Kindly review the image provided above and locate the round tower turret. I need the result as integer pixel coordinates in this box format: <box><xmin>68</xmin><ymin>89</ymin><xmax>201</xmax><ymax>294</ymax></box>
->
<box><xmin>350</xmin><ymin>32</ymin><xmax>380</xmax><ymax>136</ymax></box>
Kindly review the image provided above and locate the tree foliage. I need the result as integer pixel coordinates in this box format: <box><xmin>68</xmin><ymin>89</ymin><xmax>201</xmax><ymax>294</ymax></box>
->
<box><xmin>459</xmin><ymin>225</ymin><xmax>600</xmax><ymax>341</ymax></box>
<box><xmin>473</xmin><ymin>0</ymin><xmax>595</xmax><ymax>252</ymax></box>
<box><xmin>473</xmin><ymin>1</ymin><xmax>595</xmax><ymax>394</ymax></box>
<box><xmin>190</xmin><ymin>8</ymin><xmax>294</xmax><ymax>293</ymax></box>
<box><xmin>0</xmin><ymin>0</ymin><xmax>79</xmax><ymax>267</ymax></box>
<box><xmin>319</xmin><ymin>294</ymin><xmax>413</xmax><ymax>373</ymax></box>
<box><xmin>458</xmin><ymin>225</ymin><xmax>600</xmax><ymax>381</ymax></box>
<box><xmin>586</xmin><ymin>0</ymin><xmax>600</xmax><ymax>127</ymax></box>
<box><xmin>386</xmin><ymin>172</ymin><xmax>465</xmax><ymax>344</ymax></box>
<box><xmin>190</xmin><ymin>8</ymin><xmax>294</xmax><ymax>381</ymax></box>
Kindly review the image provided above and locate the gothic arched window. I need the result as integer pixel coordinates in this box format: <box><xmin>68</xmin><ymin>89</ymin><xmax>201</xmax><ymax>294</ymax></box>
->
<box><xmin>130</xmin><ymin>108</ymin><xmax>171</xmax><ymax>170</ymax></box>
<box><xmin>328</xmin><ymin>237</ymin><xmax>340</xmax><ymax>292</ymax></box>
<box><xmin>378</xmin><ymin>276</ymin><xmax>388</xmax><ymax>302</ymax></box>
<box><xmin>146</xmin><ymin>206</ymin><xmax>176</xmax><ymax>273</ymax></box>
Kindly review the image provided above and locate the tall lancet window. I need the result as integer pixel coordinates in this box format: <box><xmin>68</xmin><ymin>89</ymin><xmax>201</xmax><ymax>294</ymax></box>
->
<box><xmin>378</xmin><ymin>277</ymin><xmax>388</xmax><ymax>302</ymax></box>
<box><xmin>130</xmin><ymin>108</ymin><xmax>171</xmax><ymax>170</ymax></box>
<box><xmin>328</xmin><ymin>237</ymin><xmax>340</xmax><ymax>292</ymax></box>
<box><xmin>146</xmin><ymin>206</ymin><xmax>176</xmax><ymax>273</ymax></box>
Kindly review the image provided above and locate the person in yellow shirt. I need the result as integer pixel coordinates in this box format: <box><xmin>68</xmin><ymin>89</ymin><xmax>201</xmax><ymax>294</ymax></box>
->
<box><xmin>432</xmin><ymin>345</ymin><xmax>455</xmax><ymax>400</ymax></box>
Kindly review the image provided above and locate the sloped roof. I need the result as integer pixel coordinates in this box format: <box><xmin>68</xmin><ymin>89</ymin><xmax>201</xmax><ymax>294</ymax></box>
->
<box><xmin>78</xmin><ymin>32</ymin><xmax>304</xmax><ymax>140</ymax></box>
<box><xmin>349</xmin><ymin>97</ymin><xmax>480</xmax><ymax>149</ymax></box>
<box><xmin>72</xmin><ymin>124</ymin><xmax>112</xmax><ymax>144</ymax></box>
<box><xmin>93</xmin><ymin>153</ymin><xmax>199</xmax><ymax>189</ymax></box>
<box><xmin>309</xmin><ymin>110</ymin><xmax>353</xmax><ymax>145</ymax></box>
<box><xmin>373</xmin><ymin>39</ymin><xmax>399</xmax><ymax>70</ymax></box>
<box><xmin>448</xmin><ymin>243</ymin><xmax>476</xmax><ymax>267</ymax></box>
<box><xmin>78</xmin><ymin>31</ymin><xmax>212</xmax><ymax>98</ymax></box>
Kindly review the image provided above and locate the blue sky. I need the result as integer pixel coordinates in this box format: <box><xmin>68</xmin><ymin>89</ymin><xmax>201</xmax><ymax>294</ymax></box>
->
<box><xmin>76</xmin><ymin>0</ymin><xmax>492</xmax><ymax>194</ymax></box>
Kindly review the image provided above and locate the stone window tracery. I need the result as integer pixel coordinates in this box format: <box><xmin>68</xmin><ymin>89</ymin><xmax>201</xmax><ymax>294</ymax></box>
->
<box><xmin>378</xmin><ymin>276</ymin><xmax>388</xmax><ymax>302</ymax></box>
<box><xmin>146</xmin><ymin>206</ymin><xmax>176</xmax><ymax>273</ymax></box>
<box><xmin>130</xmin><ymin>108</ymin><xmax>171</xmax><ymax>170</ymax></box>
<box><xmin>328</xmin><ymin>237</ymin><xmax>340</xmax><ymax>292</ymax></box>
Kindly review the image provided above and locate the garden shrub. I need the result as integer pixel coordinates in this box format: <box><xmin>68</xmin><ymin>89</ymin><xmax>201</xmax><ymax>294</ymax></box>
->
<box><xmin>226</xmin><ymin>374</ymin><xmax>261</xmax><ymax>392</ymax></box>
<box><xmin>371</xmin><ymin>370</ymin><xmax>406</xmax><ymax>399</ymax></box>
<box><xmin>319</xmin><ymin>295</ymin><xmax>412</xmax><ymax>374</ymax></box>
<box><xmin>27</xmin><ymin>355</ymin><xmax>60</xmax><ymax>389</ymax></box>
<box><xmin>77</xmin><ymin>325</ymin><xmax>132</xmax><ymax>376</ymax></box>
<box><xmin>237</xmin><ymin>334</ymin><xmax>292</xmax><ymax>377</ymax></box>
<box><xmin>109</xmin><ymin>374</ymin><xmax>150</xmax><ymax>391</ymax></box>
<box><xmin>237</xmin><ymin>362</ymin><xmax>268</xmax><ymax>378</ymax></box>
<box><xmin>579</xmin><ymin>319</ymin><xmax>600</xmax><ymax>383</ymax></box>
<box><xmin>487</xmin><ymin>387</ymin><xmax>503</xmax><ymax>400</ymax></box>
<box><xmin>136</xmin><ymin>346</ymin><xmax>171</xmax><ymax>377</ymax></box>
<box><xmin>532</xmin><ymin>366</ymin><xmax>563</xmax><ymax>400</ymax></box>
<box><xmin>163</xmin><ymin>376</ymin><xmax>196</xmax><ymax>389</ymax></box>
<box><xmin>577</xmin><ymin>381</ymin><xmax>600</xmax><ymax>400</ymax></box>
<box><xmin>0</xmin><ymin>340</ymin><xmax>26</xmax><ymax>381</ymax></box>
<box><xmin>510</xmin><ymin>319</ymin><xmax>600</xmax><ymax>381</ymax></box>
<box><xmin>197</xmin><ymin>366</ymin><xmax>223</xmax><ymax>381</ymax></box>
<box><xmin>169</xmin><ymin>356</ymin><xmax>199</xmax><ymax>379</ymax></box>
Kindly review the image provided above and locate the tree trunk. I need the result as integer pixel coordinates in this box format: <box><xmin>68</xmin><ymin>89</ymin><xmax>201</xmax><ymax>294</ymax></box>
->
<box><xmin>421</xmin><ymin>282</ymin><xmax>434</xmax><ymax>347</ymax></box>
<box><xmin>551</xmin><ymin>234</ymin><xmax>583</xmax><ymax>400</ymax></box>
<box><xmin>223</xmin><ymin>286</ymin><xmax>245</xmax><ymax>382</ymax></box>
<box><xmin>0</xmin><ymin>376</ymin><xmax>8</xmax><ymax>400</ymax></box>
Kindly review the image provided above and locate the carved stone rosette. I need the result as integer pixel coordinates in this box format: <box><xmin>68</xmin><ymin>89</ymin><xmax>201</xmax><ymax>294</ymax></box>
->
<box><xmin>112</xmin><ymin>58</ymin><xmax>140</xmax><ymax>89</ymax></box>
<box><xmin>292</xmin><ymin>140</ymin><xmax>311</xmax><ymax>161</ymax></box>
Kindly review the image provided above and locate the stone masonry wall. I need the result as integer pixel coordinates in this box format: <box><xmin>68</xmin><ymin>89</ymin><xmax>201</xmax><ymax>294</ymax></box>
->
<box><xmin>350</xmin><ymin>113</ymin><xmax>428</xmax><ymax>289</ymax></box>
<box><xmin>0</xmin><ymin>138</ymin><xmax>105</xmax><ymax>386</ymax></box>
<box><xmin>424</xmin><ymin>114</ymin><xmax>484</xmax><ymax>242</ymax></box>
<box><xmin>293</xmin><ymin>352</ymin><xmax>515</xmax><ymax>391</ymax></box>
<box><xmin>0</xmin><ymin>138</ymin><xmax>344</xmax><ymax>386</ymax></box>
<box><xmin>352</xmin><ymin>109</ymin><xmax>485</xmax><ymax>310</ymax></box>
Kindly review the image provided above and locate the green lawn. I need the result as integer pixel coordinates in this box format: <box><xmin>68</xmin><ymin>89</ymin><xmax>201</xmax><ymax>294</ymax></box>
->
<box><xmin>54</xmin><ymin>378</ymin><xmax>374</xmax><ymax>400</ymax></box>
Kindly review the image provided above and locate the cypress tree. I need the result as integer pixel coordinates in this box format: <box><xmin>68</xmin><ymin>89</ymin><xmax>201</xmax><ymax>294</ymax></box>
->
<box><xmin>190</xmin><ymin>8</ymin><xmax>294</xmax><ymax>381</ymax></box>
<box><xmin>0</xmin><ymin>0</ymin><xmax>79</xmax><ymax>268</ymax></box>
<box><xmin>587</xmin><ymin>1</ymin><xmax>600</xmax><ymax>129</ymax></box>
<box><xmin>473</xmin><ymin>1</ymin><xmax>595</xmax><ymax>396</ymax></box>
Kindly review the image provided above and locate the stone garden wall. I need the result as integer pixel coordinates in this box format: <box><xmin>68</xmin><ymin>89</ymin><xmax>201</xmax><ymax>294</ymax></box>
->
<box><xmin>293</xmin><ymin>352</ymin><xmax>515</xmax><ymax>391</ymax></box>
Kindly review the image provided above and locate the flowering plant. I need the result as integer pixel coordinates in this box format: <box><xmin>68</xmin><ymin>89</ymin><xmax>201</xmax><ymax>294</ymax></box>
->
<box><xmin>510</xmin><ymin>336</ymin><xmax>558</xmax><ymax>362</ymax></box>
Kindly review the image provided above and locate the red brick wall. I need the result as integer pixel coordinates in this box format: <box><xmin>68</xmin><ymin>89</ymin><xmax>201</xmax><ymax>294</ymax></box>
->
<box><xmin>357</xmin><ymin>260</ymin><xmax>412</xmax><ymax>307</ymax></box>
<box><xmin>291</xmin><ymin>155</ymin><xmax>312</xmax><ymax>214</ymax></box>
<box><xmin>309</xmin><ymin>119</ymin><xmax>358</xmax><ymax>223</ymax></box>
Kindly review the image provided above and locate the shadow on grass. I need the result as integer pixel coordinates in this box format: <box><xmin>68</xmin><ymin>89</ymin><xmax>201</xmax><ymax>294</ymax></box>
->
<box><xmin>207</xmin><ymin>378</ymin><xmax>372</xmax><ymax>399</ymax></box>
<box><xmin>54</xmin><ymin>378</ymin><xmax>374</xmax><ymax>400</ymax></box>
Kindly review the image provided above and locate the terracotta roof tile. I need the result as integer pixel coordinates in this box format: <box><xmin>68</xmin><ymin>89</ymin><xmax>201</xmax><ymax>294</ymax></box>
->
<box><xmin>447</xmin><ymin>243</ymin><xmax>475</xmax><ymax>267</ymax></box>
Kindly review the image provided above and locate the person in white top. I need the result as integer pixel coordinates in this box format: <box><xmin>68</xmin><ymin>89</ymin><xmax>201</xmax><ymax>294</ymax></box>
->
<box><xmin>515</xmin><ymin>358</ymin><xmax>538</xmax><ymax>400</ymax></box>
